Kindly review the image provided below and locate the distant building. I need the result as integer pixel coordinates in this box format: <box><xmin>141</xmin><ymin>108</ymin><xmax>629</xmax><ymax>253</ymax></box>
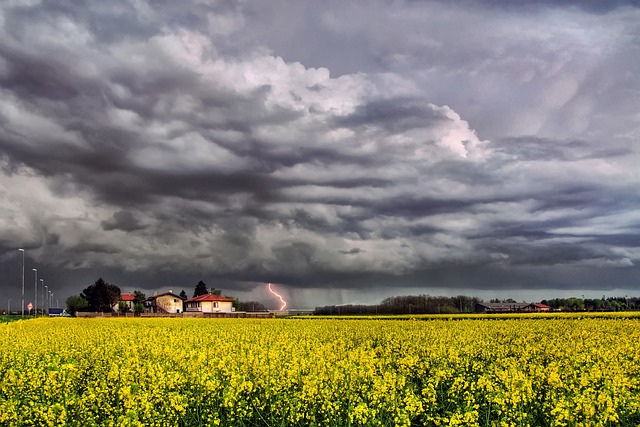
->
<box><xmin>144</xmin><ymin>292</ymin><xmax>186</xmax><ymax>314</ymax></box>
<box><xmin>184</xmin><ymin>294</ymin><xmax>234</xmax><ymax>314</ymax></box>
<box><xmin>525</xmin><ymin>303</ymin><xmax>552</xmax><ymax>312</ymax></box>
<box><xmin>474</xmin><ymin>302</ymin><xmax>530</xmax><ymax>313</ymax></box>
<box><xmin>116</xmin><ymin>293</ymin><xmax>136</xmax><ymax>312</ymax></box>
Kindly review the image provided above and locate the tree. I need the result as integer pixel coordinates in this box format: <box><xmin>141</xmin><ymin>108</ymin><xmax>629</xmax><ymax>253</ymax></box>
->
<box><xmin>133</xmin><ymin>290</ymin><xmax>146</xmax><ymax>305</ymax></box>
<box><xmin>66</xmin><ymin>295</ymin><xmax>89</xmax><ymax>315</ymax></box>
<box><xmin>193</xmin><ymin>281</ymin><xmax>208</xmax><ymax>297</ymax></box>
<box><xmin>179</xmin><ymin>290</ymin><xmax>188</xmax><ymax>300</ymax></box>
<box><xmin>118</xmin><ymin>301</ymin><xmax>130</xmax><ymax>313</ymax></box>
<box><xmin>81</xmin><ymin>278</ymin><xmax>121</xmax><ymax>313</ymax></box>
<box><xmin>134</xmin><ymin>302</ymin><xmax>145</xmax><ymax>315</ymax></box>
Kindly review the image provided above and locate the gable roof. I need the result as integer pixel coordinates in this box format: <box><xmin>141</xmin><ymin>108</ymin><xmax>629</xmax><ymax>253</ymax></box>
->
<box><xmin>185</xmin><ymin>294</ymin><xmax>234</xmax><ymax>303</ymax></box>
<box><xmin>144</xmin><ymin>292</ymin><xmax>185</xmax><ymax>302</ymax></box>
<box><xmin>120</xmin><ymin>293</ymin><xmax>136</xmax><ymax>301</ymax></box>
<box><xmin>531</xmin><ymin>303</ymin><xmax>551</xmax><ymax>309</ymax></box>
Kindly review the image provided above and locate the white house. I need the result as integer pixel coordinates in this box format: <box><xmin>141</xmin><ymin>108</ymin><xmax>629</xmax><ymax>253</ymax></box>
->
<box><xmin>184</xmin><ymin>294</ymin><xmax>234</xmax><ymax>313</ymax></box>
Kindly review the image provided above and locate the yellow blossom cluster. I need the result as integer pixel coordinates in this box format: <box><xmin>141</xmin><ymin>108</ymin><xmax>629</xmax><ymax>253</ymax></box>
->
<box><xmin>0</xmin><ymin>315</ymin><xmax>639</xmax><ymax>426</ymax></box>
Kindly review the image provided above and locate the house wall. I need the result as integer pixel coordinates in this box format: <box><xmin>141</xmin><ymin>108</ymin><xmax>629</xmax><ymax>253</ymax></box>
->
<box><xmin>201</xmin><ymin>301</ymin><xmax>233</xmax><ymax>313</ymax></box>
<box><xmin>156</xmin><ymin>295</ymin><xmax>183</xmax><ymax>313</ymax></box>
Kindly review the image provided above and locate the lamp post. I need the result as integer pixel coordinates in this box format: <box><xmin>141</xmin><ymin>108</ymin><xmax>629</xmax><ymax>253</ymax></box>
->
<box><xmin>18</xmin><ymin>249</ymin><xmax>24</xmax><ymax>317</ymax></box>
<box><xmin>44</xmin><ymin>285</ymin><xmax>48</xmax><ymax>314</ymax></box>
<box><xmin>49</xmin><ymin>291</ymin><xmax>53</xmax><ymax>310</ymax></box>
<box><xmin>32</xmin><ymin>268</ymin><xmax>37</xmax><ymax>316</ymax></box>
<box><xmin>7</xmin><ymin>299</ymin><xmax>11</xmax><ymax>315</ymax></box>
<box><xmin>40</xmin><ymin>279</ymin><xmax>44</xmax><ymax>315</ymax></box>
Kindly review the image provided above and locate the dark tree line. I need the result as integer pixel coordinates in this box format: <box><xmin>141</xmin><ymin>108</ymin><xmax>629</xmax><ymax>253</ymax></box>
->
<box><xmin>314</xmin><ymin>295</ymin><xmax>482</xmax><ymax>315</ymax></box>
<box><xmin>315</xmin><ymin>294</ymin><xmax>640</xmax><ymax>316</ymax></box>
<box><xmin>542</xmin><ymin>296</ymin><xmax>640</xmax><ymax>311</ymax></box>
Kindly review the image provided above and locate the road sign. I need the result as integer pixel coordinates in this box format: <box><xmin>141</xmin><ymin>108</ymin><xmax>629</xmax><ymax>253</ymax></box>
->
<box><xmin>27</xmin><ymin>303</ymin><xmax>33</xmax><ymax>311</ymax></box>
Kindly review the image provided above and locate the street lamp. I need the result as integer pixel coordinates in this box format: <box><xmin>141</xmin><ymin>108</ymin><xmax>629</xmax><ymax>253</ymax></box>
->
<box><xmin>32</xmin><ymin>268</ymin><xmax>37</xmax><ymax>316</ymax></box>
<box><xmin>49</xmin><ymin>291</ymin><xmax>53</xmax><ymax>310</ymax></box>
<box><xmin>18</xmin><ymin>249</ymin><xmax>24</xmax><ymax>317</ymax></box>
<box><xmin>44</xmin><ymin>285</ymin><xmax>48</xmax><ymax>314</ymax></box>
<box><xmin>7</xmin><ymin>299</ymin><xmax>11</xmax><ymax>315</ymax></box>
<box><xmin>40</xmin><ymin>279</ymin><xmax>44</xmax><ymax>315</ymax></box>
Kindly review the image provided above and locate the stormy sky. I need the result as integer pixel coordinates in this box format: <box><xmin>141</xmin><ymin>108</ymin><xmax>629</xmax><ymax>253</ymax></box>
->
<box><xmin>1</xmin><ymin>0</ymin><xmax>639</xmax><ymax>309</ymax></box>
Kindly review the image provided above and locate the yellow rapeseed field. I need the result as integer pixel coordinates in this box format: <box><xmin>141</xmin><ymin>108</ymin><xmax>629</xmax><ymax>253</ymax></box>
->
<box><xmin>1</xmin><ymin>316</ymin><xmax>639</xmax><ymax>426</ymax></box>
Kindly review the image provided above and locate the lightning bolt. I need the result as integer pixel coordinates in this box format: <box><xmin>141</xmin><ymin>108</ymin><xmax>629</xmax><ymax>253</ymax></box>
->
<box><xmin>267</xmin><ymin>283</ymin><xmax>287</xmax><ymax>311</ymax></box>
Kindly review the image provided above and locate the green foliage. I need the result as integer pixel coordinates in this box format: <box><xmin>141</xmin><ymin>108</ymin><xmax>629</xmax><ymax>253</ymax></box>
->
<box><xmin>81</xmin><ymin>278</ymin><xmax>121</xmax><ymax>313</ymax></box>
<box><xmin>193</xmin><ymin>280</ymin><xmax>208</xmax><ymax>297</ymax></box>
<box><xmin>118</xmin><ymin>301</ymin><xmax>129</xmax><ymax>313</ymax></box>
<box><xmin>66</xmin><ymin>295</ymin><xmax>89</xmax><ymax>315</ymax></box>
<box><xmin>134</xmin><ymin>302</ymin><xmax>145</xmax><ymax>314</ymax></box>
<box><xmin>133</xmin><ymin>290</ymin><xmax>146</xmax><ymax>304</ymax></box>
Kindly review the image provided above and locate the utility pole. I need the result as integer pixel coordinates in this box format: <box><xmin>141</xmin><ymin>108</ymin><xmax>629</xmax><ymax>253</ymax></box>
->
<box><xmin>33</xmin><ymin>269</ymin><xmax>37</xmax><ymax>316</ymax></box>
<box><xmin>18</xmin><ymin>249</ymin><xmax>24</xmax><ymax>317</ymax></box>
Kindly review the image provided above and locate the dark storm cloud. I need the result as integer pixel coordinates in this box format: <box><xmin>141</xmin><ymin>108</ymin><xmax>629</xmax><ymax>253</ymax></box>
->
<box><xmin>335</xmin><ymin>97</ymin><xmax>451</xmax><ymax>133</ymax></box>
<box><xmin>101</xmin><ymin>211</ymin><xmax>146</xmax><ymax>232</ymax></box>
<box><xmin>0</xmin><ymin>0</ymin><xmax>638</xmax><ymax>307</ymax></box>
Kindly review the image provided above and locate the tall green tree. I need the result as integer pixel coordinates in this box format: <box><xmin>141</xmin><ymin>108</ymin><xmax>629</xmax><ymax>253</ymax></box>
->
<box><xmin>193</xmin><ymin>281</ymin><xmax>208</xmax><ymax>297</ymax></box>
<box><xmin>133</xmin><ymin>290</ymin><xmax>146</xmax><ymax>304</ymax></box>
<box><xmin>81</xmin><ymin>278</ymin><xmax>121</xmax><ymax>313</ymax></box>
<box><xmin>66</xmin><ymin>295</ymin><xmax>89</xmax><ymax>315</ymax></box>
<box><xmin>179</xmin><ymin>290</ymin><xmax>188</xmax><ymax>299</ymax></box>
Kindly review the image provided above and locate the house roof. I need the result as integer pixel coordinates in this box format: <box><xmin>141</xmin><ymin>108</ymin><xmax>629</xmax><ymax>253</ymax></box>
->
<box><xmin>185</xmin><ymin>294</ymin><xmax>234</xmax><ymax>303</ymax></box>
<box><xmin>144</xmin><ymin>292</ymin><xmax>185</xmax><ymax>302</ymax></box>
<box><xmin>120</xmin><ymin>293</ymin><xmax>136</xmax><ymax>301</ymax></box>
<box><xmin>531</xmin><ymin>303</ymin><xmax>551</xmax><ymax>308</ymax></box>
<box><xmin>476</xmin><ymin>302</ymin><xmax>530</xmax><ymax>309</ymax></box>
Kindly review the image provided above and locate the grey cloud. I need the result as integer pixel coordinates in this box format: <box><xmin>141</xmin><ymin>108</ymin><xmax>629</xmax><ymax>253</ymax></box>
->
<box><xmin>335</xmin><ymin>97</ymin><xmax>450</xmax><ymax>133</ymax></box>
<box><xmin>101</xmin><ymin>211</ymin><xmax>146</xmax><ymax>232</ymax></box>
<box><xmin>339</xmin><ymin>248</ymin><xmax>365</xmax><ymax>255</ymax></box>
<box><xmin>1</xmin><ymin>0</ymin><xmax>639</xmax><ymax>307</ymax></box>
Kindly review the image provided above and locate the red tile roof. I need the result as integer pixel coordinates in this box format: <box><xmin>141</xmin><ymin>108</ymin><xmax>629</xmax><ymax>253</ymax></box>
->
<box><xmin>532</xmin><ymin>303</ymin><xmax>551</xmax><ymax>308</ymax></box>
<box><xmin>120</xmin><ymin>293</ymin><xmax>136</xmax><ymax>301</ymax></box>
<box><xmin>185</xmin><ymin>294</ymin><xmax>234</xmax><ymax>303</ymax></box>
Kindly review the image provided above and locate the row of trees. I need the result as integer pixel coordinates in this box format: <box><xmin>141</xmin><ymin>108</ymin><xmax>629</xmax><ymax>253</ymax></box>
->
<box><xmin>65</xmin><ymin>278</ymin><xmax>241</xmax><ymax>315</ymax></box>
<box><xmin>541</xmin><ymin>296</ymin><xmax>640</xmax><ymax>311</ymax></box>
<box><xmin>314</xmin><ymin>295</ymin><xmax>482</xmax><ymax>316</ymax></box>
<box><xmin>314</xmin><ymin>295</ymin><xmax>640</xmax><ymax>315</ymax></box>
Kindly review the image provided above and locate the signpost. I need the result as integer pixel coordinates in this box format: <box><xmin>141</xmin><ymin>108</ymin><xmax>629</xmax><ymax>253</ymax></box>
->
<box><xmin>27</xmin><ymin>302</ymin><xmax>33</xmax><ymax>315</ymax></box>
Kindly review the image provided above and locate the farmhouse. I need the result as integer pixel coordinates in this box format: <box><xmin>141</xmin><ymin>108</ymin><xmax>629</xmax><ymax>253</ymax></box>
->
<box><xmin>474</xmin><ymin>302</ymin><xmax>530</xmax><ymax>313</ymax></box>
<box><xmin>144</xmin><ymin>292</ymin><xmax>186</xmax><ymax>314</ymax></box>
<box><xmin>525</xmin><ymin>303</ymin><xmax>552</xmax><ymax>312</ymax></box>
<box><xmin>117</xmin><ymin>293</ymin><xmax>136</xmax><ymax>311</ymax></box>
<box><xmin>185</xmin><ymin>294</ymin><xmax>234</xmax><ymax>313</ymax></box>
